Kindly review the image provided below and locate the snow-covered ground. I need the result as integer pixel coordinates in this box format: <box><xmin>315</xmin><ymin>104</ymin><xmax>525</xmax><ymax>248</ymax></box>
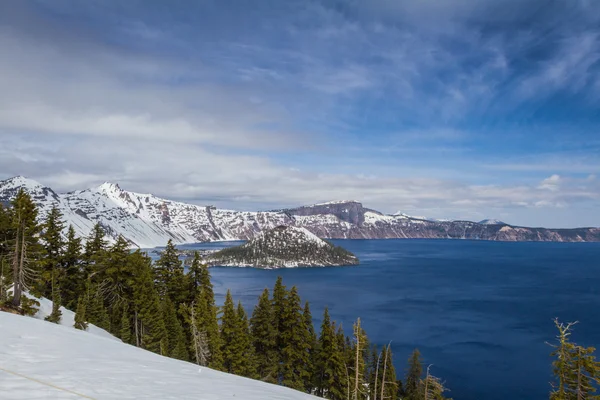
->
<box><xmin>0</xmin><ymin>311</ymin><xmax>321</xmax><ymax>399</ymax></box>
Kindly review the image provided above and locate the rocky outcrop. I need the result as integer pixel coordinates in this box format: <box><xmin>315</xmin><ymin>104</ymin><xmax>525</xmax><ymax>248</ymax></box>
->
<box><xmin>206</xmin><ymin>226</ymin><xmax>359</xmax><ymax>268</ymax></box>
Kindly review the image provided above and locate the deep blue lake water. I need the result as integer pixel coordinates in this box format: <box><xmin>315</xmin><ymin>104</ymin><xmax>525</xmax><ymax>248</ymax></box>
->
<box><xmin>174</xmin><ymin>239</ymin><xmax>600</xmax><ymax>400</ymax></box>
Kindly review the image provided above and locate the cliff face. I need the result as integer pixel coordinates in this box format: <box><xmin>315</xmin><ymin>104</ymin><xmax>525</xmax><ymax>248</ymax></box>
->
<box><xmin>1</xmin><ymin>176</ymin><xmax>599</xmax><ymax>247</ymax></box>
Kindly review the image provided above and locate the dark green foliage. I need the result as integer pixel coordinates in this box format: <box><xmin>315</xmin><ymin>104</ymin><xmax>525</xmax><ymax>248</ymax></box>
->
<box><xmin>315</xmin><ymin>308</ymin><xmax>347</xmax><ymax>399</ymax></box>
<box><xmin>350</xmin><ymin>318</ymin><xmax>369</xmax><ymax>400</ymax></box>
<box><xmin>280</xmin><ymin>286</ymin><xmax>311</xmax><ymax>390</ymax></box>
<box><xmin>550</xmin><ymin>319</ymin><xmax>600</xmax><ymax>400</ymax></box>
<box><xmin>39</xmin><ymin>205</ymin><xmax>65</xmax><ymax>298</ymax></box>
<box><xmin>155</xmin><ymin>239</ymin><xmax>189</xmax><ymax>304</ymax></box>
<box><xmin>237</xmin><ymin>301</ymin><xmax>258</xmax><ymax>378</ymax></box>
<box><xmin>405</xmin><ymin>349</ymin><xmax>423</xmax><ymax>400</ymax></box>
<box><xmin>250</xmin><ymin>288</ymin><xmax>278</xmax><ymax>383</ymax></box>
<box><xmin>62</xmin><ymin>225</ymin><xmax>82</xmax><ymax>309</ymax></box>
<box><xmin>369</xmin><ymin>344</ymin><xmax>398</xmax><ymax>400</ymax></box>
<box><xmin>9</xmin><ymin>190</ymin><xmax>42</xmax><ymax>307</ymax></box>
<box><xmin>83</xmin><ymin>223</ymin><xmax>107</xmax><ymax>278</ymax></box>
<box><xmin>220</xmin><ymin>290</ymin><xmax>246</xmax><ymax>375</ymax></box>
<box><xmin>207</xmin><ymin>226</ymin><xmax>359</xmax><ymax>268</ymax></box>
<box><xmin>74</xmin><ymin>296</ymin><xmax>87</xmax><ymax>330</ymax></box>
<box><xmin>120</xmin><ymin>305</ymin><xmax>132</xmax><ymax>344</ymax></box>
<box><xmin>186</xmin><ymin>260</ymin><xmax>222</xmax><ymax>369</ymax></box>
<box><xmin>44</xmin><ymin>279</ymin><xmax>62</xmax><ymax>324</ymax></box>
<box><xmin>163</xmin><ymin>298</ymin><xmax>189</xmax><ymax>360</ymax></box>
<box><xmin>132</xmin><ymin>253</ymin><xmax>167</xmax><ymax>355</ymax></box>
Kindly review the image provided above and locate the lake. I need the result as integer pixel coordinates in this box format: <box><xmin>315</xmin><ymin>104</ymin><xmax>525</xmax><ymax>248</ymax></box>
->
<box><xmin>174</xmin><ymin>239</ymin><xmax>600</xmax><ymax>400</ymax></box>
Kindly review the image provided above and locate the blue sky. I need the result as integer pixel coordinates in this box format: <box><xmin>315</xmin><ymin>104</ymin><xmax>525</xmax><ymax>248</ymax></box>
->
<box><xmin>0</xmin><ymin>0</ymin><xmax>599</xmax><ymax>227</ymax></box>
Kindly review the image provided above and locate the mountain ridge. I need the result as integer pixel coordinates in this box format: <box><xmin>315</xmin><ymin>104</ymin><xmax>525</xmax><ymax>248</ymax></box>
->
<box><xmin>1</xmin><ymin>176</ymin><xmax>599</xmax><ymax>247</ymax></box>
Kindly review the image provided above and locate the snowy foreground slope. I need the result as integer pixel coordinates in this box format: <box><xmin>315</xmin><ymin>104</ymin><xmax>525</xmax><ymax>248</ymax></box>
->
<box><xmin>0</xmin><ymin>312</ymin><xmax>320</xmax><ymax>400</ymax></box>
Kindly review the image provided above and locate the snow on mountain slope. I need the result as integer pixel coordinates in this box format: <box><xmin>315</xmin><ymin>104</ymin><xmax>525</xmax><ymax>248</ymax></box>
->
<box><xmin>0</xmin><ymin>311</ymin><xmax>321</xmax><ymax>400</ymax></box>
<box><xmin>1</xmin><ymin>176</ymin><xmax>598</xmax><ymax>246</ymax></box>
<box><xmin>479</xmin><ymin>219</ymin><xmax>506</xmax><ymax>225</ymax></box>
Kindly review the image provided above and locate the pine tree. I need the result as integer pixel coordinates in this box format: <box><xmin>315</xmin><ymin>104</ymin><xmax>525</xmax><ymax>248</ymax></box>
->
<box><xmin>39</xmin><ymin>205</ymin><xmax>65</xmax><ymax>298</ymax></box>
<box><xmin>9</xmin><ymin>190</ymin><xmax>42</xmax><ymax>308</ymax></box>
<box><xmin>550</xmin><ymin>319</ymin><xmax>600</xmax><ymax>400</ymax></box>
<box><xmin>250</xmin><ymin>288</ymin><xmax>278</xmax><ymax>383</ymax></box>
<box><xmin>187</xmin><ymin>261</ymin><xmax>223</xmax><ymax>369</ymax></box>
<box><xmin>74</xmin><ymin>295</ymin><xmax>88</xmax><ymax>330</ymax></box>
<box><xmin>303</xmin><ymin>301</ymin><xmax>318</xmax><ymax>393</ymax></box>
<box><xmin>100</xmin><ymin>235</ymin><xmax>135</xmax><ymax>307</ymax></box>
<box><xmin>237</xmin><ymin>301</ymin><xmax>258</xmax><ymax>378</ymax></box>
<box><xmin>405</xmin><ymin>349</ymin><xmax>423</xmax><ymax>400</ymax></box>
<box><xmin>280</xmin><ymin>286</ymin><xmax>311</xmax><ymax>391</ymax></box>
<box><xmin>155</xmin><ymin>239</ymin><xmax>189</xmax><ymax>304</ymax></box>
<box><xmin>162</xmin><ymin>298</ymin><xmax>189</xmax><ymax>360</ymax></box>
<box><xmin>315</xmin><ymin>308</ymin><xmax>347</xmax><ymax>399</ymax></box>
<box><xmin>350</xmin><ymin>318</ymin><xmax>369</xmax><ymax>400</ymax></box>
<box><xmin>272</xmin><ymin>275</ymin><xmax>288</xmax><ymax>371</ymax></box>
<box><xmin>44</xmin><ymin>276</ymin><xmax>62</xmax><ymax>324</ymax></box>
<box><xmin>120</xmin><ymin>304</ymin><xmax>132</xmax><ymax>344</ymax></box>
<box><xmin>0</xmin><ymin>203</ymin><xmax>12</xmax><ymax>302</ymax></box>
<box><xmin>423</xmin><ymin>365</ymin><xmax>451</xmax><ymax>400</ymax></box>
<box><xmin>83</xmin><ymin>223</ymin><xmax>107</xmax><ymax>275</ymax></box>
<box><xmin>371</xmin><ymin>344</ymin><xmax>398</xmax><ymax>400</ymax></box>
<box><xmin>220</xmin><ymin>290</ymin><xmax>245</xmax><ymax>374</ymax></box>
<box><xmin>132</xmin><ymin>254</ymin><xmax>167</xmax><ymax>354</ymax></box>
<box><xmin>62</xmin><ymin>225</ymin><xmax>82</xmax><ymax>309</ymax></box>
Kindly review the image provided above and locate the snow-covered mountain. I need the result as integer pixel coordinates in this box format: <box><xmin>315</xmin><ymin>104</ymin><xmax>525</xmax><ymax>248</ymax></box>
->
<box><xmin>1</xmin><ymin>176</ymin><xmax>599</xmax><ymax>247</ymax></box>
<box><xmin>479</xmin><ymin>219</ymin><xmax>506</xmax><ymax>225</ymax></box>
<box><xmin>206</xmin><ymin>225</ymin><xmax>359</xmax><ymax>268</ymax></box>
<box><xmin>0</xmin><ymin>311</ymin><xmax>320</xmax><ymax>399</ymax></box>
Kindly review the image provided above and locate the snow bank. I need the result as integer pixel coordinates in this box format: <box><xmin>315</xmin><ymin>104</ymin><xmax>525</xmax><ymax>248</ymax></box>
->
<box><xmin>0</xmin><ymin>311</ymin><xmax>321</xmax><ymax>399</ymax></box>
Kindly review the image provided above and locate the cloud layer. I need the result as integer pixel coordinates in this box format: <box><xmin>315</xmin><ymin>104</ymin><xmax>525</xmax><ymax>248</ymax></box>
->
<box><xmin>0</xmin><ymin>0</ymin><xmax>599</xmax><ymax>227</ymax></box>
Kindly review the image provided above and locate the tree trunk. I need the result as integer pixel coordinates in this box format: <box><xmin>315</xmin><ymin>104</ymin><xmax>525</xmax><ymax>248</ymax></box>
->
<box><xmin>380</xmin><ymin>345</ymin><xmax>388</xmax><ymax>400</ymax></box>
<box><xmin>11</xmin><ymin>222</ymin><xmax>22</xmax><ymax>307</ymax></box>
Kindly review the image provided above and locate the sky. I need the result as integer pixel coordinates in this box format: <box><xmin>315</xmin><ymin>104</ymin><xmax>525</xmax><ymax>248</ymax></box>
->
<box><xmin>0</xmin><ymin>0</ymin><xmax>599</xmax><ymax>228</ymax></box>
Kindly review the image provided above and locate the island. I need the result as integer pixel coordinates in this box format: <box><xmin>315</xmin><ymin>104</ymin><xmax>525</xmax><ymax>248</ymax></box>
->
<box><xmin>205</xmin><ymin>225</ymin><xmax>359</xmax><ymax>268</ymax></box>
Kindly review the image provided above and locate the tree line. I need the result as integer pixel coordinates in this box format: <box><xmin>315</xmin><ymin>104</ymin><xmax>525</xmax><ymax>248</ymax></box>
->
<box><xmin>0</xmin><ymin>190</ymin><xmax>598</xmax><ymax>399</ymax></box>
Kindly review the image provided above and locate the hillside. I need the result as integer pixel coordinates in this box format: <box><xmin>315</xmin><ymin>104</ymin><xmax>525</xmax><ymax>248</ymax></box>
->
<box><xmin>206</xmin><ymin>226</ymin><xmax>359</xmax><ymax>268</ymax></box>
<box><xmin>0</xmin><ymin>311</ymin><xmax>320</xmax><ymax>399</ymax></box>
<box><xmin>1</xmin><ymin>176</ymin><xmax>599</xmax><ymax>246</ymax></box>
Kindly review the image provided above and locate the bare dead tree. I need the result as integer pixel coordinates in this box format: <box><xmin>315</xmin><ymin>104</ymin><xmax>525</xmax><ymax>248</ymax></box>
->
<box><xmin>373</xmin><ymin>349</ymin><xmax>382</xmax><ymax>400</ymax></box>
<box><xmin>190</xmin><ymin>301</ymin><xmax>210</xmax><ymax>366</ymax></box>
<box><xmin>380</xmin><ymin>342</ymin><xmax>390</xmax><ymax>400</ymax></box>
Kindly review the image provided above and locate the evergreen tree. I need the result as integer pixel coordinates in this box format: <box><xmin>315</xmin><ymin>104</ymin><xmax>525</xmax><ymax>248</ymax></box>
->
<box><xmin>0</xmin><ymin>203</ymin><xmax>12</xmax><ymax>302</ymax></box>
<box><xmin>44</xmin><ymin>277</ymin><xmax>62</xmax><ymax>324</ymax></box>
<box><xmin>73</xmin><ymin>295</ymin><xmax>88</xmax><ymax>330</ymax></box>
<box><xmin>405</xmin><ymin>349</ymin><xmax>423</xmax><ymax>400</ymax></box>
<box><xmin>550</xmin><ymin>319</ymin><xmax>600</xmax><ymax>400</ymax></box>
<box><xmin>82</xmin><ymin>223</ymin><xmax>107</xmax><ymax>290</ymax></box>
<box><xmin>315</xmin><ymin>308</ymin><xmax>347</xmax><ymax>399</ymax></box>
<box><xmin>163</xmin><ymin>298</ymin><xmax>189</xmax><ymax>360</ymax></box>
<box><xmin>39</xmin><ymin>205</ymin><xmax>65</xmax><ymax>298</ymax></box>
<box><xmin>9</xmin><ymin>190</ymin><xmax>42</xmax><ymax>308</ymax></box>
<box><xmin>187</xmin><ymin>260</ymin><xmax>223</xmax><ymax>369</ymax></box>
<box><xmin>250</xmin><ymin>288</ymin><xmax>278</xmax><ymax>383</ymax></box>
<box><xmin>155</xmin><ymin>239</ymin><xmax>188</xmax><ymax>304</ymax></box>
<box><xmin>350</xmin><ymin>318</ymin><xmax>369</xmax><ymax>400</ymax></box>
<box><xmin>303</xmin><ymin>301</ymin><xmax>318</xmax><ymax>393</ymax></box>
<box><xmin>120</xmin><ymin>304</ymin><xmax>132</xmax><ymax>344</ymax></box>
<box><xmin>237</xmin><ymin>301</ymin><xmax>258</xmax><ymax>378</ymax></box>
<box><xmin>62</xmin><ymin>225</ymin><xmax>82</xmax><ymax>309</ymax></box>
<box><xmin>423</xmin><ymin>365</ymin><xmax>451</xmax><ymax>400</ymax></box>
<box><xmin>133</xmin><ymin>254</ymin><xmax>167</xmax><ymax>354</ymax></box>
<box><xmin>101</xmin><ymin>235</ymin><xmax>135</xmax><ymax>307</ymax></box>
<box><xmin>280</xmin><ymin>286</ymin><xmax>311</xmax><ymax>391</ymax></box>
<box><xmin>370</xmin><ymin>344</ymin><xmax>398</xmax><ymax>400</ymax></box>
<box><xmin>220</xmin><ymin>290</ymin><xmax>245</xmax><ymax>375</ymax></box>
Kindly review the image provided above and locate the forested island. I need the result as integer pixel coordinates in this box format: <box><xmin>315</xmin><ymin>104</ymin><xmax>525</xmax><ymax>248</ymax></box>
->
<box><xmin>206</xmin><ymin>225</ymin><xmax>359</xmax><ymax>268</ymax></box>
